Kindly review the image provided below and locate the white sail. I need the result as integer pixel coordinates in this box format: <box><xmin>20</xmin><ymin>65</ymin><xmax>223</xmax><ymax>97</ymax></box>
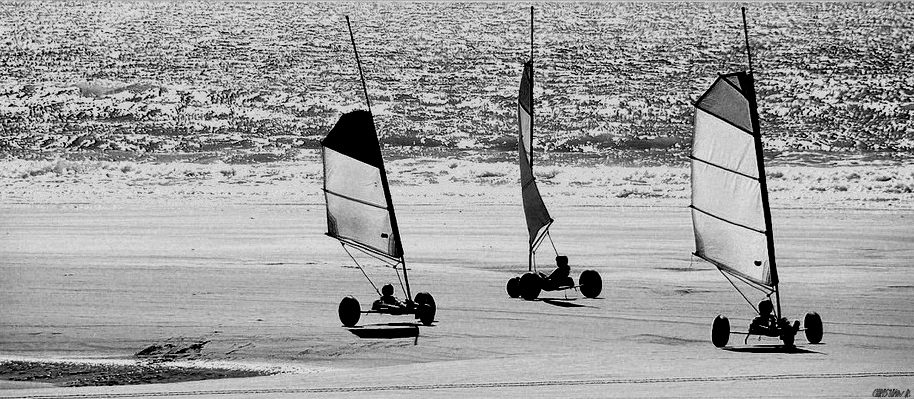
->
<box><xmin>691</xmin><ymin>72</ymin><xmax>775</xmax><ymax>290</ymax></box>
<box><xmin>322</xmin><ymin>110</ymin><xmax>403</xmax><ymax>260</ymax></box>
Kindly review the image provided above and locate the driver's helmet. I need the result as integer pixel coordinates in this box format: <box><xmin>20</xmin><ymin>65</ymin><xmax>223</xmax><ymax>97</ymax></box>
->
<box><xmin>381</xmin><ymin>283</ymin><xmax>395</xmax><ymax>297</ymax></box>
<box><xmin>555</xmin><ymin>255</ymin><xmax>569</xmax><ymax>267</ymax></box>
<box><xmin>758</xmin><ymin>299</ymin><xmax>773</xmax><ymax>315</ymax></box>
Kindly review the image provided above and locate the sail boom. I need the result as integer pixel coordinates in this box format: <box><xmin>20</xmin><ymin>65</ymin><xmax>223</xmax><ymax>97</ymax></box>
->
<box><xmin>690</xmin><ymin>205</ymin><xmax>766</xmax><ymax>235</ymax></box>
<box><xmin>689</xmin><ymin>155</ymin><xmax>759</xmax><ymax>182</ymax></box>
<box><xmin>694</xmin><ymin>252</ymin><xmax>775</xmax><ymax>293</ymax></box>
<box><xmin>329</xmin><ymin>234</ymin><xmax>402</xmax><ymax>265</ymax></box>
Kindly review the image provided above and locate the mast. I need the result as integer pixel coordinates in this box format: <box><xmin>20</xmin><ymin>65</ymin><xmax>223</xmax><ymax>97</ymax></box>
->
<box><xmin>346</xmin><ymin>16</ymin><xmax>372</xmax><ymax>114</ymax></box>
<box><xmin>528</xmin><ymin>6</ymin><xmax>535</xmax><ymax>170</ymax></box>
<box><xmin>345</xmin><ymin>16</ymin><xmax>410</xmax><ymax>300</ymax></box>
<box><xmin>742</xmin><ymin>7</ymin><xmax>779</xmax><ymax>319</ymax></box>
<box><xmin>530</xmin><ymin>6</ymin><xmax>534</xmax><ymax>62</ymax></box>
<box><xmin>528</xmin><ymin>6</ymin><xmax>535</xmax><ymax>272</ymax></box>
<box><xmin>742</xmin><ymin>7</ymin><xmax>753</xmax><ymax>74</ymax></box>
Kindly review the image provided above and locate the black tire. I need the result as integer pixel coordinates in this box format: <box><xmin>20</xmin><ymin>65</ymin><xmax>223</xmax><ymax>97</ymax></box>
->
<box><xmin>519</xmin><ymin>272</ymin><xmax>542</xmax><ymax>301</ymax></box>
<box><xmin>711</xmin><ymin>315</ymin><xmax>730</xmax><ymax>347</ymax></box>
<box><xmin>804</xmin><ymin>312</ymin><xmax>823</xmax><ymax>344</ymax></box>
<box><xmin>414</xmin><ymin>292</ymin><xmax>436</xmax><ymax>326</ymax></box>
<box><xmin>506</xmin><ymin>277</ymin><xmax>521</xmax><ymax>298</ymax></box>
<box><xmin>579</xmin><ymin>269</ymin><xmax>602</xmax><ymax>298</ymax></box>
<box><xmin>338</xmin><ymin>296</ymin><xmax>361</xmax><ymax>327</ymax></box>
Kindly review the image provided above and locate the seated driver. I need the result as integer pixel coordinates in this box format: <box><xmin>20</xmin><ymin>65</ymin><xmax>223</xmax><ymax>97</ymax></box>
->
<box><xmin>750</xmin><ymin>299</ymin><xmax>800</xmax><ymax>336</ymax></box>
<box><xmin>541</xmin><ymin>256</ymin><xmax>573</xmax><ymax>288</ymax></box>
<box><xmin>373</xmin><ymin>283</ymin><xmax>405</xmax><ymax>310</ymax></box>
<box><xmin>749</xmin><ymin>299</ymin><xmax>778</xmax><ymax>334</ymax></box>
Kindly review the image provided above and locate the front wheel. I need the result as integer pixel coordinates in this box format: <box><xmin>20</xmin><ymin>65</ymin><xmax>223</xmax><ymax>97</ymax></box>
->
<box><xmin>711</xmin><ymin>315</ymin><xmax>729</xmax><ymax>347</ymax></box>
<box><xmin>578</xmin><ymin>269</ymin><xmax>602</xmax><ymax>298</ymax></box>
<box><xmin>804</xmin><ymin>312</ymin><xmax>823</xmax><ymax>344</ymax></box>
<box><xmin>506</xmin><ymin>277</ymin><xmax>521</xmax><ymax>298</ymax></box>
<box><xmin>339</xmin><ymin>296</ymin><xmax>361</xmax><ymax>327</ymax></box>
<box><xmin>414</xmin><ymin>292</ymin><xmax>436</xmax><ymax>326</ymax></box>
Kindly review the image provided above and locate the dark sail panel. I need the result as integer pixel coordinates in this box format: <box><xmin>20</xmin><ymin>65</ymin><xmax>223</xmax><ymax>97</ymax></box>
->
<box><xmin>322</xmin><ymin>110</ymin><xmax>402</xmax><ymax>259</ymax></box>
<box><xmin>695</xmin><ymin>76</ymin><xmax>753</xmax><ymax>133</ymax></box>
<box><xmin>517</xmin><ymin>61</ymin><xmax>552</xmax><ymax>247</ymax></box>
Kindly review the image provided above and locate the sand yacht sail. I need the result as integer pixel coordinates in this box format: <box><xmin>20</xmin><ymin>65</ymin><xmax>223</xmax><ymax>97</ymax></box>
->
<box><xmin>323</xmin><ymin>16</ymin><xmax>435</xmax><ymax>328</ymax></box>
<box><xmin>506</xmin><ymin>7</ymin><xmax>602</xmax><ymax>302</ymax></box>
<box><xmin>691</xmin><ymin>7</ymin><xmax>821</xmax><ymax>347</ymax></box>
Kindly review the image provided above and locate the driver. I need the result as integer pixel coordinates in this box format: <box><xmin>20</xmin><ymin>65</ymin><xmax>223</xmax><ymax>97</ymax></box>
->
<box><xmin>750</xmin><ymin>299</ymin><xmax>800</xmax><ymax>337</ymax></box>
<box><xmin>373</xmin><ymin>283</ymin><xmax>405</xmax><ymax>310</ymax></box>
<box><xmin>750</xmin><ymin>299</ymin><xmax>778</xmax><ymax>333</ymax></box>
<box><xmin>539</xmin><ymin>255</ymin><xmax>574</xmax><ymax>288</ymax></box>
<box><xmin>547</xmin><ymin>256</ymin><xmax>571</xmax><ymax>282</ymax></box>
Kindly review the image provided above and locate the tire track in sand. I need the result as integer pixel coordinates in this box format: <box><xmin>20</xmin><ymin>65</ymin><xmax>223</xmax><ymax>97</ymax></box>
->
<box><xmin>4</xmin><ymin>370</ymin><xmax>914</xmax><ymax>398</ymax></box>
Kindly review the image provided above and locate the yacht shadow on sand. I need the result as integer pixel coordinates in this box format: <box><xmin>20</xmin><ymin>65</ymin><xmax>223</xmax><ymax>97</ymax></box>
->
<box><xmin>345</xmin><ymin>322</ymin><xmax>425</xmax><ymax>340</ymax></box>
<box><xmin>722</xmin><ymin>344</ymin><xmax>823</xmax><ymax>354</ymax></box>
<box><xmin>538</xmin><ymin>297</ymin><xmax>594</xmax><ymax>308</ymax></box>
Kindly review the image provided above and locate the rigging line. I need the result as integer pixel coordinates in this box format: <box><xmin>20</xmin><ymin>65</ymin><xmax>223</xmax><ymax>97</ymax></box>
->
<box><xmin>342</xmin><ymin>243</ymin><xmax>381</xmax><ymax>296</ymax></box>
<box><xmin>337</xmin><ymin>237</ymin><xmax>400</xmax><ymax>267</ymax></box>
<box><xmin>358</xmin><ymin>248</ymin><xmax>401</xmax><ymax>268</ymax></box>
<box><xmin>717</xmin><ymin>267</ymin><xmax>759</xmax><ymax>315</ymax></box>
<box><xmin>546</xmin><ymin>231</ymin><xmax>558</xmax><ymax>256</ymax></box>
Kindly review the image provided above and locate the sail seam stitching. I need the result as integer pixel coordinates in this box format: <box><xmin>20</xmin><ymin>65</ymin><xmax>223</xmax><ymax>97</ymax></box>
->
<box><xmin>324</xmin><ymin>189</ymin><xmax>387</xmax><ymax>210</ymax></box>
<box><xmin>690</xmin><ymin>205</ymin><xmax>766</xmax><ymax>235</ymax></box>
<box><xmin>720</xmin><ymin>75</ymin><xmax>745</xmax><ymax>95</ymax></box>
<box><xmin>695</xmin><ymin>106</ymin><xmax>754</xmax><ymax>136</ymax></box>
<box><xmin>690</xmin><ymin>155</ymin><xmax>759</xmax><ymax>181</ymax></box>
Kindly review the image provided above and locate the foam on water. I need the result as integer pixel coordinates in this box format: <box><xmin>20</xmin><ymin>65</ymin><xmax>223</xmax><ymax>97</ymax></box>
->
<box><xmin>1</xmin><ymin>153</ymin><xmax>911</xmax><ymax>210</ymax></box>
<box><xmin>0</xmin><ymin>2</ymin><xmax>912</xmax><ymax>162</ymax></box>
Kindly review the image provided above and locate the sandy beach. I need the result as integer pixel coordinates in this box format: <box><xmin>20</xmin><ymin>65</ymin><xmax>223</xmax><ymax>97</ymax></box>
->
<box><xmin>2</xmin><ymin>186</ymin><xmax>913</xmax><ymax>397</ymax></box>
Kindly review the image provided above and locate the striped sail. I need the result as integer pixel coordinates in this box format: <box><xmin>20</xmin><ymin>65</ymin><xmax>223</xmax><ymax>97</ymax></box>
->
<box><xmin>518</xmin><ymin>61</ymin><xmax>553</xmax><ymax>249</ymax></box>
<box><xmin>691</xmin><ymin>72</ymin><xmax>777</xmax><ymax>290</ymax></box>
<box><xmin>322</xmin><ymin>110</ymin><xmax>403</xmax><ymax>260</ymax></box>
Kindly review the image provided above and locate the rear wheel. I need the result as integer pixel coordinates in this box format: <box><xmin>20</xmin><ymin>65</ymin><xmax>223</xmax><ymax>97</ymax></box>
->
<box><xmin>506</xmin><ymin>277</ymin><xmax>521</xmax><ymax>298</ymax></box>
<box><xmin>579</xmin><ymin>270</ymin><xmax>602</xmax><ymax>298</ymax></box>
<box><xmin>804</xmin><ymin>312</ymin><xmax>823</xmax><ymax>344</ymax></box>
<box><xmin>414</xmin><ymin>292</ymin><xmax>436</xmax><ymax>326</ymax></box>
<box><xmin>519</xmin><ymin>272</ymin><xmax>542</xmax><ymax>301</ymax></box>
<box><xmin>338</xmin><ymin>296</ymin><xmax>361</xmax><ymax>327</ymax></box>
<box><xmin>711</xmin><ymin>315</ymin><xmax>729</xmax><ymax>347</ymax></box>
